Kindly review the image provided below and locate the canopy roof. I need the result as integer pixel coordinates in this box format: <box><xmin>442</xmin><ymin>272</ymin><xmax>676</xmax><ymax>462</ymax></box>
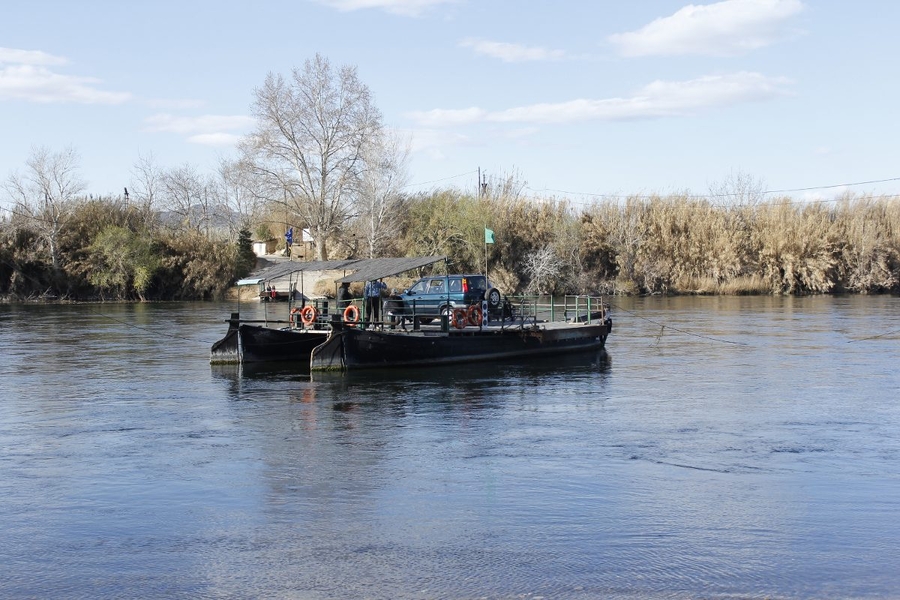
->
<box><xmin>235</xmin><ymin>277</ymin><xmax>264</xmax><ymax>286</ymax></box>
<box><xmin>334</xmin><ymin>256</ymin><xmax>447</xmax><ymax>283</ymax></box>
<box><xmin>251</xmin><ymin>256</ymin><xmax>446</xmax><ymax>284</ymax></box>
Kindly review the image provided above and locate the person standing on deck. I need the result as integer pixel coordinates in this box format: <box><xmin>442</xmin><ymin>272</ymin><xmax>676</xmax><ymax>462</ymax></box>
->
<box><xmin>364</xmin><ymin>279</ymin><xmax>386</xmax><ymax>325</ymax></box>
<box><xmin>337</xmin><ymin>282</ymin><xmax>352</xmax><ymax>309</ymax></box>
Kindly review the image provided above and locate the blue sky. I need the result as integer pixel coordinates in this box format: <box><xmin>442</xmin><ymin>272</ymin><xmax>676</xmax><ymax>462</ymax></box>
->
<box><xmin>2</xmin><ymin>0</ymin><xmax>899</xmax><ymax>210</ymax></box>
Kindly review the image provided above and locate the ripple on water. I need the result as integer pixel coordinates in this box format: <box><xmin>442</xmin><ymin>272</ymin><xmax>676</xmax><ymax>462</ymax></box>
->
<box><xmin>2</xmin><ymin>299</ymin><xmax>900</xmax><ymax>599</ymax></box>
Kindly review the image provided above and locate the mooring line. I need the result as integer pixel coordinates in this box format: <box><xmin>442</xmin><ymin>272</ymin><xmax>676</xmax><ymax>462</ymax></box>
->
<box><xmin>606</xmin><ymin>299</ymin><xmax>750</xmax><ymax>347</ymax></box>
<box><xmin>81</xmin><ymin>304</ymin><xmax>217</xmax><ymax>347</ymax></box>
<box><xmin>846</xmin><ymin>327</ymin><xmax>900</xmax><ymax>343</ymax></box>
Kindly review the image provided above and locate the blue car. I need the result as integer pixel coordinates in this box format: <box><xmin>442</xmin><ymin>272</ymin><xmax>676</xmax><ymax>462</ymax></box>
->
<box><xmin>385</xmin><ymin>274</ymin><xmax>501</xmax><ymax>323</ymax></box>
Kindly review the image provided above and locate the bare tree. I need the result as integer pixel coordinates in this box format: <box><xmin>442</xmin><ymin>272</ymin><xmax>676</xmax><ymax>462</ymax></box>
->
<box><xmin>4</xmin><ymin>146</ymin><xmax>85</xmax><ymax>272</ymax></box>
<box><xmin>708</xmin><ymin>170</ymin><xmax>767</xmax><ymax>207</ymax></box>
<box><xmin>160</xmin><ymin>163</ymin><xmax>207</xmax><ymax>234</ymax></box>
<box><xmin>215</xmin><ymin>158</ymin><xmax>262</xmax><ymax>240</ymax></box>
<box><xmin>604</xmin><ymin>196</ymin><xmax>645</xmax><ymax>287</ymax></box>
<box><xmin>484</xmin><ymin>169</ymin><xmax>527</xmax><ymax>204</ymax></box>
<box><xmin>524</xmin><ymin>245</ymin><xmax>565</xmax><ymax>294</ymax></box>
<box><xmin>357</xmin><ymin>130</ymin><xmax>410</xmax><ymax>257</ymax></box>
<box><xmin>240</xmin><ymin>53</ymin><xmax>383</xmax><ymax>260</ymax></box>
<box><xmin>130</xmin><ymin>151</ymin><xmax>163</xmax><ymax>216</ymax></box>
<box><xmin>708</xmin><ymin>170</ymin><xmax>766</xmax><ymax>277</ymax></box>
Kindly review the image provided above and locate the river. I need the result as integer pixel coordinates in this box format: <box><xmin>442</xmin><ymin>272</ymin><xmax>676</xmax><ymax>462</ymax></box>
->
<box><xmin>1</xmin><ymin>295</ymin><xmax>898</xmax><ymax>599</ymax></box>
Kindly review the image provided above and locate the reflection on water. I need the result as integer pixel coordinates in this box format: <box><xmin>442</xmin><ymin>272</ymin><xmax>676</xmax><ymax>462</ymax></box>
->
<box><xmin>213</xmin><ymin>348</ymin><xmax>610</xmax><ymax>383</ymax></box>
<box><xmin>2</xmin><ymin>298</ymin><xmax>899</xmax><ymax>599</ymax></box>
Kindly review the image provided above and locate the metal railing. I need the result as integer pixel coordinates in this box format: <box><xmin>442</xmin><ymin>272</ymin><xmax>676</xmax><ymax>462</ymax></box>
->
<box><xmin>491</xmin><ymin>294</ymin><xmax>608</xmax><ymax>330</ymax></box>
<box><xmin>287</xmin><ymin>294</ymin><xmax>609</xmax><ymax>332</ymax></box>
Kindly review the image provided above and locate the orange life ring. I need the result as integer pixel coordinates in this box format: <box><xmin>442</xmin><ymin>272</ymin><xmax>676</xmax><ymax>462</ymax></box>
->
<box><xmin>451</xmin><ymin>308</ymin><xmax>468</xmax><ymax>329</ymax></box>
<box><xmin>300</xmin><ymin>305</ymin><xmax>318</xmax><ymax>326</ymax></box>
<box><xmin>290</xmin><ymin>307</ymin><xmax>302</xmax><ymax>327</ymax></box>
<box><xmin>343</xmin><ymin>304</ymin><xmax>360</xmax><ymax>326</ymax></box>
<box><xmin>467</xmin><ymin>305</ymin><xmax>483</xmax><ymax>326</ymax></box>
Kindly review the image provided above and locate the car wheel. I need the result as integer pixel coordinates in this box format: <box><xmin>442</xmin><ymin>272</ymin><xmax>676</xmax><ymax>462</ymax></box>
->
<box><xmin>486</xmin><ymin>287</ymin><xmax>501</xmax><ymax>308</ymax></box>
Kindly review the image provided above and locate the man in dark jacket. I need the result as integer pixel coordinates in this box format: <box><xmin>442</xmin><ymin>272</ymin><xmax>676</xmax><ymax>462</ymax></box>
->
<box><xmin>337</xmin><ymin>282</ymin><xmax>352</xmax><ymax>309</ymax></box>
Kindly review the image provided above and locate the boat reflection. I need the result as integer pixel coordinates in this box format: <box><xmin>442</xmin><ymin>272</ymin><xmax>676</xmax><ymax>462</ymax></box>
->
<box><xmin>211</xmin><ymin>349</ymin><xmax>610</xmax><ymax>386</ymax></box>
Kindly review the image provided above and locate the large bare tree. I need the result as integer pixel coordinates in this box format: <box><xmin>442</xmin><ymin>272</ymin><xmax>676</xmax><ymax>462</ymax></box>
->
<box><xmin>240</xmin><ymin>54</ymin><xmax>383</xmax><ymax>260</ymax></box>
<box><xmin>4</xmin><ymin>146</ymin><xmax>85</xmax><ymax>273</ymax></box>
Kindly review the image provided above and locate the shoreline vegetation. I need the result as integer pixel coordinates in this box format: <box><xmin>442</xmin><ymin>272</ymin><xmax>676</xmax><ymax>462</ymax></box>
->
<box><xmin>4</xmin><ymin>59</ymin><xmax>898</xmax><ymax>303</ymax></box>
<box><xmin>2</xmin><ymin>189</ymin><xmax>898</xmax><ymax>303</ymax></box>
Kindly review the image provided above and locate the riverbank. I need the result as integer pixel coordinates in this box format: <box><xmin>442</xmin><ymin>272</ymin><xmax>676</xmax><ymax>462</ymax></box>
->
<box><xmin>4</xmin><ymin>193</ymin><xmax>899</xmax><ymax>302</ymax></box>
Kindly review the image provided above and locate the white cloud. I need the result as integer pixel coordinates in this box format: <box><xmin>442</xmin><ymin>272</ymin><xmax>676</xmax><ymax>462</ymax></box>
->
<box><xmin>0</xmin><ymin>47</ymin><xmax>68</xmax><ymax>66</ymax></box>
<box><xmin>143</xmin><ymin>113</ymin><xmax>256</xmax><ymax>145</ymax></box>
<box><xmin>609</xmin><ymin>0</ymin><xmax>804</xmax><ymax>57</ymax></box>
<box><xmin>0</xmin><ymin>64</ymin><xmax>131</xmax><ymax>104</ymax></box>
<box><xmin>460</xmin><ymin>38</ymin><xmax>566</xmax><ymax>62</ymax></box>
<box><xmin>0</xmin><ymin>47</ymin><xmax>130</xmax><ymax>104</ymax></box>
<box><xmin>314</xmin><ymin>0</ymin><xmax>455</xmax><ymax>17</ymax></box>
<box><xmin>408</xmin><ymin>72</ymin><xmax>792</xmax><ymax>127</ymax></box>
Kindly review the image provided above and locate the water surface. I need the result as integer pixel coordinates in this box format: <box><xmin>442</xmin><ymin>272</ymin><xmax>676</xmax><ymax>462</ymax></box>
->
<box><xmin>1</xmin><ymin>296</ymin><xmax>898</xmax><ymax>599</ymax></box>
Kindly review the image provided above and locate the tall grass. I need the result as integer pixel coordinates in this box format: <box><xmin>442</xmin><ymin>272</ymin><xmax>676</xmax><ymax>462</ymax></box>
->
<box><xmin>398</xmin><ymin>189</ymin><xmax>899</xmax><ymax>295</ymax></box>
<box><xmin>573</xmin><ymin>193</ymin><xmax>899</xmax><ymax>295</ymax></box>
<box><xmin>834</xmin><ymin>195</ymin><xmax>900</xmax><ymax>292</ymax></box>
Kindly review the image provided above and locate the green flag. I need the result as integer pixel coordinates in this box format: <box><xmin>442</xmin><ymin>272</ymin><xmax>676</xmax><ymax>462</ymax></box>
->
<box><xmin>484</xmin><ymin>228</ymin><xmax>495</xmax><ymax>244</ymax></box>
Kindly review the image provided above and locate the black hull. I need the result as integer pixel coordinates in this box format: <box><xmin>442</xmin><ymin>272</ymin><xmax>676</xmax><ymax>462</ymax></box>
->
<box><xmin>310</xmin><ymin>322</ymin><xmax>610</xmax><ymax>371</ymax></box>
<box><xmin>209</xmin><ymin>313</ymin><xmax>241</xmax><ymax>364</ymax></box>
<box><xmin>240</xmin><ymin>325</ymin><xmax>329</xmax><ymax>363</ymax></box>
<box><xmin>210</xmin><ymin>323</ymin><xmax>329</xmax><ymax>364</ymax></box>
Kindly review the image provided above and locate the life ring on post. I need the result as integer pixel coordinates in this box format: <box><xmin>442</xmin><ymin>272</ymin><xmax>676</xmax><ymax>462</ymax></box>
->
<box><xmin>300</xmin><ymin>305</ymin><xmax>318</xmax><ymax>326</ymax></box>
<box><xmin>343</xmin><ymin>304</ymin><xmax>360</xmax><ymax>326</ymax></box>
<box><xmin>290</xmin><ymin>307</ymin><xmax>302</xmax><ymax>328</ymax></box>
<box><xmin>466</xmin><ymin>305</ymin><xmax>483</xmax><ymax>327</ymax></box>
<box><xmin>451</xmin><ymin>308</ymin><xmax>468</xmax><ymax>329</ymax></box>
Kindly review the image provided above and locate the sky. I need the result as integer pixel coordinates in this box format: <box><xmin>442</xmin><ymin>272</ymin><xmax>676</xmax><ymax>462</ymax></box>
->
<box><xmin>2</xmin><ymin>0</ymin><xmax>900</xmax><ymax>211</ymax></box>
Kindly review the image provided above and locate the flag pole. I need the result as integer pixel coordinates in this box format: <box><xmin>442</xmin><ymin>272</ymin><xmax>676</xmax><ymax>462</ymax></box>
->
<box><xmin>484</xmin><ymin>225</ymin><xmax>487</xmax><ymax>279</ymax></box>
<box><xmin>483</xmin><ymin>227</ymin><xmax>495</xmax><ymax>279</ymax></box>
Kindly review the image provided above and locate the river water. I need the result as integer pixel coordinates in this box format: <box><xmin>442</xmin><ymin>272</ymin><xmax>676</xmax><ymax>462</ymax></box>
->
<box><xmin>1</xmin><ymin>296</ymin><xmax>898</xmax><ymax>599</ymax></box>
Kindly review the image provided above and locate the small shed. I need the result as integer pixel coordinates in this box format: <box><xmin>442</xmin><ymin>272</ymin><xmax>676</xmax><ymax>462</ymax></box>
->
<box><xmin>252</xmin><ymin>239</ymin><xmax>278</xmax><ymax>256</ymax></box>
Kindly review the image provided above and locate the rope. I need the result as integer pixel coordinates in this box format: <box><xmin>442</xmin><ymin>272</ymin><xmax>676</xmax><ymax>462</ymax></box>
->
<box><xmin>82</xmin><ymin>304</ymin><xmax>217</xmax><ymax>347</ymax></box>
<box><xmin>608</xmin><ymin>300</ymin><xmax>750</xmax><ymax>347</ymax></box>
<box><xmin>846</xmin><ymin>328</ymin><xmax>900</xmax><ymax>343</ymax></box>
